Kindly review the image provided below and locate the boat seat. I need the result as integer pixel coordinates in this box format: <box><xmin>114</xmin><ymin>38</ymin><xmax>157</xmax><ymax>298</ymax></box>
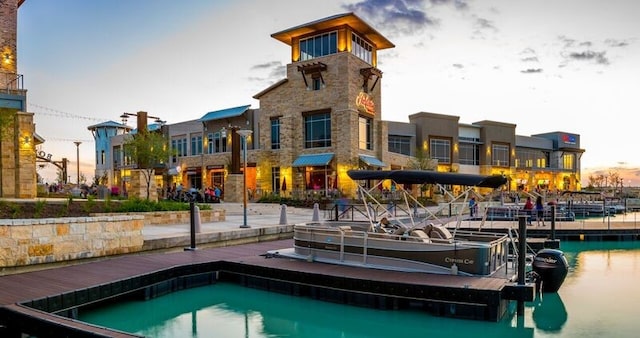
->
<box><xmin>431</xmin><ymin>225</ymin><xmax>453</xmax><ymax>240</ymax></box>
<box><xmin>410</xmin><ymin>230</ymin><xmax>431</xmax><ymax>243</ymax></box>
<box><xmin>392</xmin><ymin>227</ymin><xmax>406</xmax><ymax>236</ymax></box>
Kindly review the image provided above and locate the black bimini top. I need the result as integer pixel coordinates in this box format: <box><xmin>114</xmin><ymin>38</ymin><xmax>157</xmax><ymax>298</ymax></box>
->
<box><xmin>561</xmin><ymin>190</ymin><xmax>602</xmax><ymax>196</ymax></box>
<box><xmin>347</xmin><ymin>170</ymin><xmax>508</xmax><ymax>188</ymax></box>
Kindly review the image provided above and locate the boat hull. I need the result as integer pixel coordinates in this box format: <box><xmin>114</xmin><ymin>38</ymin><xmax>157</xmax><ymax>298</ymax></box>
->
<box><xmin>288</xmin><ymin>223</ymin><xmax>511</xmax><ymax>276</ymax></box>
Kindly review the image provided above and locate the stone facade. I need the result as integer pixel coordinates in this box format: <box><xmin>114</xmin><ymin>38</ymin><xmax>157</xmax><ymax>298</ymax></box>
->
<box><xmin>0</xmin><ymin>111</ymin><xmax>36</xmax><ymax>198</ymax></box>
<box><xmin>0</xmin><ymin>216</ymin><xmax>144</xmax><ymax>268</ymax></box>
<box><xmin>1</xmin><ymin>0</ymin><xmax>36</xmax><ymax>198</ymax></box>
<box><xmin>254</xmin><ymin>17</ymin><xmax>390</xmax><ymax>198</ymax></box>
<box><xmin>128</xmin><ymin>169</ymin><xmax>158</xmax><ymax>201</ymax></box>
<box><xmin>0</xmin><ymin>0</ymin><xmax>18</xmax><ymax>76</ymax></box>
<box><xmin>0</xmin><ymin>209</ymin><xmax>226</xmax><ymax>268</ymax></box>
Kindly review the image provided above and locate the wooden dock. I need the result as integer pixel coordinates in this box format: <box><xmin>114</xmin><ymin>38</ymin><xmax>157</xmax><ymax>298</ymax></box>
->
<box><xmin>0</xmin><ymin>238</ymin><xmax>528</xmax><ymax>337</ymax></box>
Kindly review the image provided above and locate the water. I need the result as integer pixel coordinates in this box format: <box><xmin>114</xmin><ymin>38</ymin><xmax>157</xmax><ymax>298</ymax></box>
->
<box><xmin>79</xmin><ymin>241</ymin><xmax>640</xmax><ymax>338</ymax></box>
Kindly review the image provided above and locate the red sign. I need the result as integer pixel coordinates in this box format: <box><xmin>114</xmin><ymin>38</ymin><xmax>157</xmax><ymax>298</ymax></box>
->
<box><xmin>356</xmin><ymin>92</ymin><xmax>375</xmax><ymax>115</ymax></box>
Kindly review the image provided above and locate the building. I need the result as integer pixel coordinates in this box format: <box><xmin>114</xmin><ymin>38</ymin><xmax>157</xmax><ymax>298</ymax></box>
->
<box><xmin>0</xmin><ymin>0</ymin><xmax>38</xmax><ymax>199</ymax></box>
<box><xmin>96</xmin><ymin>13</ymin><xmax>584</xmax><ymax>201</ymax></box>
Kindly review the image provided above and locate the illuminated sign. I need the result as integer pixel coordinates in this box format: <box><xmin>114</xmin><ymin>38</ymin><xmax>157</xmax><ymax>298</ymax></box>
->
<box><xmin>356</xmin><ymin>91</ymin><xmax>375</xmax><ymax>115</ymax></box>
<box><xmin>562</xmin><ymin>134</ymin><xmax>576</xmax><ymax>145</ymax></box>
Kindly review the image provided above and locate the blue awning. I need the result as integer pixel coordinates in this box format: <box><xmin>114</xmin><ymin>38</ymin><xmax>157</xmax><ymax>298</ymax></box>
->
<box><xmin>359</xmin><ymin>154</ymin><xmax>386</xmax><ymax>167</ymax></box>
<box><xmin>292</xmin><ymin>153</ymin><xmax>334</xmax><ymax>167</ymax></box>
<box><xmin>200</xmin><ymin>104</ymin><xmax>251</xmax><ymax>122</ymax></box>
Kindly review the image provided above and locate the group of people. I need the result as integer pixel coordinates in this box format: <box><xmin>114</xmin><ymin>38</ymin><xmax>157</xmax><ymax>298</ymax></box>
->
<box><xmin>166</xmin><ymin>183</ymin><xmax>222</xmax><ymax>203</ymax></box>
<box><xmin>523</xmin><ymin>195</ymin><xmax>545</xmax><ymax>226</ymax></box>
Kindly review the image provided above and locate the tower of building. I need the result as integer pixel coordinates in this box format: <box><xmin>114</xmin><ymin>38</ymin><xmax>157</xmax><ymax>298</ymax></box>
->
<box><xmin>254</xmin><ymin>13</ymin><xmax>395</xmax><ymax>197</ymax></box>
<box><xmin>1</xmin><ymin>0</ymin><xmax>36</xmax><ymax>198</ymax></box>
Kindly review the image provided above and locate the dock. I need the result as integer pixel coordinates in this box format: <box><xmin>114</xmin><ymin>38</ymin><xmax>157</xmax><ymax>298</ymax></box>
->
<box><xmin>1</xmin><ymin>203</ymin><xmax>639</xmax><ymax>336</ymax></box>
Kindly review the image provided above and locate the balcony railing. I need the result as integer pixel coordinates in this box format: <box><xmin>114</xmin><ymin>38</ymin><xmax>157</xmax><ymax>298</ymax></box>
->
<box><xmin>1</xmin><ymin>71</ymin><xmax>25</xmax><ymax>94</ymax></box>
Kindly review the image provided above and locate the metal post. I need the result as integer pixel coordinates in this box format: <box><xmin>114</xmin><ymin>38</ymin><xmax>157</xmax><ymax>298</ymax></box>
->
<box><xmin>185</xmin><ymin>201</ymin><xmax>196</xmax><ymax>251</ymax></box>
<box><xmin>237</xmin><ymin>130</ymin><xmax>252</xmax><ymax>228</ymax></box>
<box><xmin>73</xmin><ymin>141</ymin><xmax>81</xmax><ymax>187</ymax></box>
<box><xmin>551</xmin><ymin>205</ymin><xmax>556</xmax><ymax>241</ymax></box>
<box><xmin>517</xmin><ymin>215</ymin><xmax>527</xmax><ymax>316</ymax></box>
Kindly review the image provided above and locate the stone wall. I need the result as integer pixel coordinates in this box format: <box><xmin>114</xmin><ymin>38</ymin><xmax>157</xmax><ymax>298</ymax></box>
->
<box><xmin>92</xmin><ymin>208</ymin><xmax>226</xmax><ymax>226</ymax></box>
<box><xmin>0</xmin><ymin>209</ymin><xmax>227</xmax><ymax>269</ymax></box>
<box><xmin>0</xmin><ymin>215</ymin><xmax>144</xmax><ymax>268</ymax></box>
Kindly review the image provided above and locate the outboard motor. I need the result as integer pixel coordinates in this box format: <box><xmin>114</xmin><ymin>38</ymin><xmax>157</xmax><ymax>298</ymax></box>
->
<box><xmin>532</xmin><ymin>249</ymin><xmax>569</xmax><ymax>293</ymax></box>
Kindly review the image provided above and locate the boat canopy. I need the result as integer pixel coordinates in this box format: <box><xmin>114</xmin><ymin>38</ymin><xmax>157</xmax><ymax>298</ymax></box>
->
<box><xmin>347</xmin><ymin>170</ymin><xmax>507</xmax><ymax>188</ymax></box>
<box><xmin>561</xmin><ymin>190</ymin><xmax>602</xmax><ymax>196</ymax></box>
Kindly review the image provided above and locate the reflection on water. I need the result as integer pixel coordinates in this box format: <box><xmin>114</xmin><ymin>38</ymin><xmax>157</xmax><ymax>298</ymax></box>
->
<box><xmin>531</xmin><ymin>292</ymin><xmax>567</xmax><ymax>332</ymax></box>
<box><xmin>79</xmin><ymin>241</ymin><xmax>640</xmax><ymax>338</ymax></box>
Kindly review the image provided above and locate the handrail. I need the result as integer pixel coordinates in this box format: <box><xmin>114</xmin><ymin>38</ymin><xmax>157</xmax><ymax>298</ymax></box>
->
<box><xmin>2</xmin><ymin>72</ymin><xmax>24</xmax><ymax>92</ymax></box>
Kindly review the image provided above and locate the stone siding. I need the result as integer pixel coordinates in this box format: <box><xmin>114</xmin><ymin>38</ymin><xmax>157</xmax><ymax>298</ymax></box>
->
<box><xmin>91</xmin><ymin>208</ymin><xmax>226</xmax><ymax>226</ymax></box>
<box><xmin>0</xmin><ymin>216</ymin><xmax>144</xmax><ymax>268</ymax></box>
<box><xmin>0</xmin><ymin>209</ymin><xmax>226</xmax><ymax>268</ymax></box>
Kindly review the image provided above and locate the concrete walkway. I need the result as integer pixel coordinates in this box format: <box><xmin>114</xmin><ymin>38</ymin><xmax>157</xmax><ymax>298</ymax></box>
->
<box><xmin>141</xmin><ymin>203</ymin><xmax>322</xmax><ymax>249</ymax></box>
<box><xmin>141</xmin><ymin>202</ymin><xmax>640</xmax><ymax>250</ymax></box>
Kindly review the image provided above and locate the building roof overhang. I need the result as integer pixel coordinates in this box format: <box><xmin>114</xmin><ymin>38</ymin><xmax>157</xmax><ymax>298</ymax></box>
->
<box><xmin>271</xmin><ymin>12</ymin><xmax>394</xmax><ymax>50</ymax></box>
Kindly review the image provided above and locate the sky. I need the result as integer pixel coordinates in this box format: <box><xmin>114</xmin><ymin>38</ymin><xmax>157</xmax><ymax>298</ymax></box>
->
<box><xmin>15</xmin><ymin>0</ymin><xmax>640</xmax><ymax>186</ymax></box>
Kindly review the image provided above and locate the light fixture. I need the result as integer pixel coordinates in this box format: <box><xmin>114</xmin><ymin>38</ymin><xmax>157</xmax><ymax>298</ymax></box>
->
<box><xmin>2</xmin><ymin>53</ymin><xmax>10</xmax><ymax>64</ymax></box>
<box><xmin>22</xmin><ymin>135</ymin><xmax>30</xmax><ymax>145</ymax></box>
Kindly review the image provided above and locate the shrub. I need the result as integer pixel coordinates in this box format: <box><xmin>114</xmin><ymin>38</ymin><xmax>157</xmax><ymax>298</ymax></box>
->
<box><xmin>34</xmin><ymin>199</ymin><xmax>47</xmax><ymax>218</ymax></box>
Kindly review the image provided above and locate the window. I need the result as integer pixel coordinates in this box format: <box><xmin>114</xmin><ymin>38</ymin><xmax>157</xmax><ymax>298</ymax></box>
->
<box><xmin>300</xmin><ymin>31</ymin><xmax>338</xmax><ymax>61</ymax></box>
<box><xmin>100</xmin><ymin>150</ymin><xmax>105</xmax><ymax>165</ymax></box>
<box><xmin>358</xmin><ymin>116</ymin><xmax>372</xmax><ymax>150</ymax></box>
<box><xmin>492</xmin><ymin>143</ymin><xmax>509</xmax><ymax>167</ymax></box>
<box><xmin>272</xmin><ymin>167</ymin><xmax>281</xmax><ymax>194</ymax></box>
<box><xmin>123</xmin><ymin>145</ymin><xmax>133</xmax><ymax>166</ymax></box>
<box><xmin>351</xmin><ymin>32</ymin><xmax>373</xmax><ymax>64</ymax></box>
<box><xmin>515</xmin><ymin>148</ymin><xmax>548</xmax><ymax>169</ymax></box>
<box><xmin>113</xmin><ymin>146</ymin><xmax>121</xmax><ymax>167</ymax></box>
<box><xmin>172</xmin><ymin>137</ymin><xmax>188</xmax><ymax>161</ymax></box>
<box><xmin>190</xmin><ymin>134</ymin><xmax>203</xmax><ymax>156</ymax></box>
<box><xmin>304</xmin><ymin>111</ymin><xmax>331</xmax><ymax>148</ymax></box>
<box><xmin>562</xmin><ymin>153</ymin><xmax>575</xmax><ymax>170</ymax></box>
<box><xmin>430</xmin><ymin>138</ymin><xmax>451</xmax><ymax>164</ymax></box>
<box><xmin>459</xmin><ymin>143</ymin><xmax>480</xmax><ymax>165</ymax></box>
<box><xmin>388</xmin><ymin>135</ymin><xmax>411</xmax><ymax>155</ymax></box>
<box><xmin>312</xmin><ymin>77</ymin><xmax>323</xmax><ymax>90</ymax></box>
<box><xmin>271</xmin><ymin>118</ymin><xmax>281</xmax><ymax>150</ymax></box>
<box><xmin>207</xmin><ymin>132</ymin><xmax>227</xmax><ymax>153</ymax></box>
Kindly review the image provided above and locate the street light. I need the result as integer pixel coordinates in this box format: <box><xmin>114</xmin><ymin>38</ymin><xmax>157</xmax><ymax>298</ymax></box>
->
<box><xmin>236</xmin><ymin>129</ymin><xmax>253</xmax><ymax>228</ymax></box>
<box><xmin>120</xmin><ymin>111</ymin><xmax>165</xmax><ymax>131</ymax></box>
<box><xmin>74</xmin><ymin>141</ymin><xmax>81</xmax><ymax>187</ymax></box>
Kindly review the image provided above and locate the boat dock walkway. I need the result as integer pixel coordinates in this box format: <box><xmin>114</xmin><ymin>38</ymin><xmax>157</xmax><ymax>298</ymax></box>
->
<box><xmin>1</xmin><ymin>203</ymin><xmax>639</xmax><ymax>337</ymax></box>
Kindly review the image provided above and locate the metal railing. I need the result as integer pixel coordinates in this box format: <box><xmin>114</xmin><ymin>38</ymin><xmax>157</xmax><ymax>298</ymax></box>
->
<box><xmin>1</xmin><ymin>71</ymin><xmax>24</xmax><ymax>94</ymax></box>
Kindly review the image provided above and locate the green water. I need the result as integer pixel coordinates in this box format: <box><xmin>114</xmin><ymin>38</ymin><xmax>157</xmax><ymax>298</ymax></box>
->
<box><xmin>79</xmin><ymin>241</ymin><xmax>640</xmax><ymax>338</ymax></box>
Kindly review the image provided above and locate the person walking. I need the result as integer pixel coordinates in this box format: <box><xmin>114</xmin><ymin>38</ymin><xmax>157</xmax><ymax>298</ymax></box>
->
<box><xmin>535</xmin><ymin>196</ymin><xmax>545</xmax><ymax>226</ymax></box>
<box><xmin>523</xmin><ymin>196</ymin><xmax>534</xmax><ymax>225</ymax></box>
<box><xmin>469</xmin><ymin>197</ymin><xmax>477</xmax><ymax>218</ymax></box>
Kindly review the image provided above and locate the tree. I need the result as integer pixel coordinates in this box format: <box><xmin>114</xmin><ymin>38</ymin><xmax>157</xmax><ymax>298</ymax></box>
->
<box><xmin>123</xmin><ymin>130</ymin><xmax>171</xmax><ymax>200</ymax></box>
<box><xmin>407</xmin><ymin>147</ymin><xmax>436</xmax><ymax>171</ymax></box>
<box><xmin>406</xmin><ymin>148</ymin><xmax>437</xmax><ymax>197</ymax></box>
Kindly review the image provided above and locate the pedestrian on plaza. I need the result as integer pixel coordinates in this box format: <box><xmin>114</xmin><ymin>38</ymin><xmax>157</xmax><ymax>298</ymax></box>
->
<box><xmin>535</xmin><ymin>196</ymin><xmax>545</xmax><ymax>226</ymax></box>
<box><xmin>469</xmin><ymin>197</ymin><xmax>477</xmax><ymax>218</ymax></box>
<box><xmin>214</xmin><ymin>185</ymin><xmax>222</xmax><ymax>203</ymax></box>
<box><xmin>523</xmin><ymin>196</ymin><xmax>534</xmax><ymax>225</ymax></box>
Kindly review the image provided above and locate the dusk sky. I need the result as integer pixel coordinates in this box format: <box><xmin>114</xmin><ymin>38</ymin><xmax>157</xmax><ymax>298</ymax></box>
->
<box><xmin>16</xmin><ymin>0</ymin><xmax>640</xmax><ymax>185</ymax></box>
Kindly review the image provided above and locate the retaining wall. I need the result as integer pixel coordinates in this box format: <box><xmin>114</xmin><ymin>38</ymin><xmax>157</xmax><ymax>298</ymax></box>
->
<box><xmin>0</xmin><ymin>209</ymin><xmax>227</xmax><ymax>269</ymax></box>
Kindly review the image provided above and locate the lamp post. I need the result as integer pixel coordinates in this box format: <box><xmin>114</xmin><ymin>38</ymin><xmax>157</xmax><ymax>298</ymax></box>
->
<box><xmin>236</xmin><ymin>129</ymin><xmax>253</xmax><ymax>228</ymax></box>
<box><xmin>74</xmin><ymin>141</ymin><xmax>81</xmax><ymax>187</ymax></box>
